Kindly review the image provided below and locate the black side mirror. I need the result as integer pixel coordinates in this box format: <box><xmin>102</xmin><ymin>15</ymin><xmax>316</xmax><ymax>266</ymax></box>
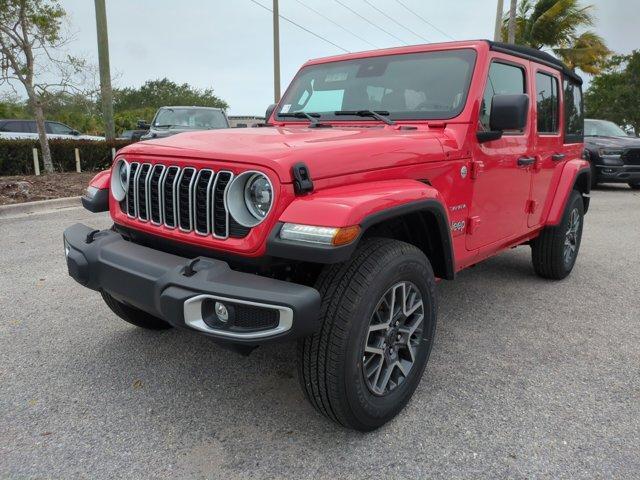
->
<box><xmin>71</xmin><ymin>129</ymin><xmax>81</xmax><ymax>136</ymax></box>
<box><xmin>478</xmin><ymin>94</ymin><xmax>529</xmax><ymax>143</ymax></box>
<box><xmin>137</xmin><ymin>120</ymin><xmax>150</xmax><ymax>129</ymax></box>
<box><xmin>265</xmin><ymin>104</ymin><xmax>276</xmax><ymax>123</ymax></box>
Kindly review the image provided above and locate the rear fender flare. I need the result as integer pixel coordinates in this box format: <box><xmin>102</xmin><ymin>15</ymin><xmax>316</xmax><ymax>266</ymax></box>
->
<box><xmin>546</xmin><ymin>160</ymin><xmax>591</xmax><ymax>226</ymax></box>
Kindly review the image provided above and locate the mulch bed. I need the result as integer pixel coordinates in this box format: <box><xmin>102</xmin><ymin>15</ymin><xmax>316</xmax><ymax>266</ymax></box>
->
<box><xmin>0</xmin><ymin>172</ymin><xmax>98</xmax><ymax>205</ymax></box>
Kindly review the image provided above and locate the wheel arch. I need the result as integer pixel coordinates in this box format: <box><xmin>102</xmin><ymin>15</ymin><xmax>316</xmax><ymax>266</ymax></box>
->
<box><xmin>546</xmin><ymin>161</ymin><xmax>591</xmax><ymax>225</ymax></box>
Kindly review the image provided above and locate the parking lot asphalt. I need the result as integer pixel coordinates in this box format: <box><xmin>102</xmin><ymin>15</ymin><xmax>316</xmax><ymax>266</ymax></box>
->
<box><xmin>1</xmin><ymin>185</ymin><xmax>639</xmax><ymax>479</ymax></box>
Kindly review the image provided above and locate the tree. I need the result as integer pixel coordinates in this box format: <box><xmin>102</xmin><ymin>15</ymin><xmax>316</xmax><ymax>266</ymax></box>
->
<box><xmin>504</xmin><ymin>0</ymin><xmax>611</xmax><ymax>74</ymax></box>
<box><xmin>585</xmin><ymin>51</ymin><xmax>640</xmax><ymax>134</ymax></box>
<box><xmin>113</xmin><ymin>78</ymin><xmax>228</xmax><ymax>113</ymax></box>
<box><xmin>0</xmin><ymin>0</ymin><xmax>86</xmax><ymax>173</ymax></box>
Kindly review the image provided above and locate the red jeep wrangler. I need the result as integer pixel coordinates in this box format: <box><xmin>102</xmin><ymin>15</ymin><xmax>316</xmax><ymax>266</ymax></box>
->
<box><xmin>65</xmin><ymin>40</ymin><xmax>590</xmax><ymax>431</ymax></box>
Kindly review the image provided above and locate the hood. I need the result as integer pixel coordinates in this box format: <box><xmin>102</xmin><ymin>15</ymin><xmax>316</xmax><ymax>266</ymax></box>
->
<box><xmin>121</xmin><ymin>125</ymin><xmax>446</xmax><ymax>182</ymax></box>
<box><xmin>585</xmin><ymin>135</ymin><xmax>640</xmax><ymax>149</ymax></box>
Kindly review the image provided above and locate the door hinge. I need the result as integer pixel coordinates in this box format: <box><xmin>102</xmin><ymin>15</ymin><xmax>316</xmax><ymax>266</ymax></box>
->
<box><xmin>467</xmin><ymin>216</ymin><xmax>481</xmax><ymax>234</ymax></box>
<box><xmin>470</xmin><ymin>161</ymin><xmax>484</xmax><ymax>179</ymax></box>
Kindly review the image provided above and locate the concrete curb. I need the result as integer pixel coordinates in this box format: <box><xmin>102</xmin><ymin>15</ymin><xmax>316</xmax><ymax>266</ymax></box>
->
<box><xmin>0</xmin><ymin>196</ymin><xmax>82</xmax><ymax>219</ymax></box>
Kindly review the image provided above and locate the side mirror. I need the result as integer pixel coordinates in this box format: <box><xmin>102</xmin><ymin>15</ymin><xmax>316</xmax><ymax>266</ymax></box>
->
<box><xmin>71</xmin><ymin>129</ymin><xmax>81</xmax><ymax>136</ymax></box>
<box><xmin>264</xmin><ymin>104</ymin><xmax>276</xmax><ymax>123</ymax></box>
<box><xmin>137</xmin><ymin>120</ymin><xmax>150</xmax><ymax>129</ymax></box>
<box><xmin>477</xmin><ymin>94</ymin><xmax>529</xmax><ymax>143</ymax></box>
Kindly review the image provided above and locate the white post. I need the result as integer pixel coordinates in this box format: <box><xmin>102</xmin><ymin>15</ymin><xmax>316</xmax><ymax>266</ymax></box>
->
<box><xmin>111</xmin><ymin>147</ymin><xmax>116</xmax><ymax>160</ymax></box>
<box><xmin>75</xmin><ymin>148</ymin><xmax>81</xmax><ymax>173</ymax></box>
<box><xmin>32</xmin><ymin>148</ymin><xmax>40</xmax><ymax>176</ymax></box>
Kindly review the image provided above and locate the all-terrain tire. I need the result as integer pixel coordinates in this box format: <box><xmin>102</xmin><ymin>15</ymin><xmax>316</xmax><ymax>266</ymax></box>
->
<box><xmin>297</xmin><ymin>238</ymin><xmax>437</xmax><ymax>431</ymax></box>
<box><xmin>531</xmin><ymin>190</ymin><xmax>585</xmax><ymax>280</ymax></box>
<box><xmin>101</xmin><ymin>291</ymin><xmax>172</xmax><ymax>330</ymax></box>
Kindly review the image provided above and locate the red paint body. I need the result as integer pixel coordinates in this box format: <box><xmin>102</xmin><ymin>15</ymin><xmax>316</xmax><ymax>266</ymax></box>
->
<box><xmin>101</xmin><ymin>41</ymin><xmax>587</xmax><ymax>273</ymax></box>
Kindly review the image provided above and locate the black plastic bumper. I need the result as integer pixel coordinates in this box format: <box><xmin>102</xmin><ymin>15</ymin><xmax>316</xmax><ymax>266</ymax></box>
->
<box><xmin>596</xmin><ymin>165</ymin><xmax>640</xmax><ymax>183</ymax></box>
<box><xmin>63</xmin><ymin>223</ymin><xmax>321</xmax><ymax>345</ymax></box>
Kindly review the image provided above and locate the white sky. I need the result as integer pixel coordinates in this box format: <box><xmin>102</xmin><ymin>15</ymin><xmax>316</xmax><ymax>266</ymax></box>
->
<box><xmin>6</xmin><ymin>0</ymin><xmax>639</xmax><ymax>115</ymax></box>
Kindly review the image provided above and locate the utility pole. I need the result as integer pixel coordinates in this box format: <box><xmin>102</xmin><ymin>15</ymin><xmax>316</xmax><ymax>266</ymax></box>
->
<box><xmin>494</xmin><ymin>0</ymin><xmax>504</xmax><ymax>42</ymax></box>
<box><xmin>273</xmin><ymin>0</ymin><xmax>281</xmax><ymax>103</ymax></box>
<box><xmin>94</xmin><ymin>0</ymin><xmax>115</xmax><ymax>140</ymax></box>
<box><xmin>508</xmin><ymin>0</ymin><xmax>517</xmax><ymax>44</ymax></box>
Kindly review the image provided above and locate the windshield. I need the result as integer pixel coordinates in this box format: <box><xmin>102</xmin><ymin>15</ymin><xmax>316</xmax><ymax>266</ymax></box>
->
<box><xmin>153</xmin><ymin>108</ymin><xmax>227</xmax><ymax>129</ymax></box>
<box><xmin>585</xmin><ymin>119</ymin><xmax>628</xmax><ymax>137</ymax></box>
<box><xmin>276</xmin><ymin>49</ymin><xmax>477</xmax><ymax>121</ymax></box>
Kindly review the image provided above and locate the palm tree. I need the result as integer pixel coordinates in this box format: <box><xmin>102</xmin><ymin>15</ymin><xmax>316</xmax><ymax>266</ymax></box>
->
<box><xmin>503</xmin><ymin>0</ymin><xmax>611</xmax><ymax>74</ymax></box>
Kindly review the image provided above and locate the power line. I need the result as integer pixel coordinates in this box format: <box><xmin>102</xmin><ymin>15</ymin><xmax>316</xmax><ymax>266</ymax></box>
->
<box><xmin>333</xmin><ymin>0</ymin><xmax>408</xmax><ymax>45</ymax></box>
<box><xmin>292</xmin><ymin>0</ymin><xmax>380</xmax><ymax>50</ymax></box>
<box><xmin>248</xmin><ymin>0</ymin><xmax>350</xmax><ymax>53</ymax></box>
<box><xmin>362</xmin><ymin>0</ymin><xmax>430</xmax><ymax>43</ymax></box>
<box><xmin>393</xmin><ymin>0</ymin><xmax>455</xmax><ymax>41</ymax></box>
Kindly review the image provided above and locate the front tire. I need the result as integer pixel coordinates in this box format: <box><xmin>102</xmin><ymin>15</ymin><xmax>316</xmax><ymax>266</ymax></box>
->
<box><xmin>101</xmin><ymin>291</ymin><xmax>172</xmax><ymax>330</ymax></box>
<box><xmin>297</xmin><ymin>238</ymin><xmax>437</xmax><ymax>431</ymax></box>
<box><xmin>531</xmin><ymin>190</ymin><xmax>585</xmax><ymax>280</ymax></box>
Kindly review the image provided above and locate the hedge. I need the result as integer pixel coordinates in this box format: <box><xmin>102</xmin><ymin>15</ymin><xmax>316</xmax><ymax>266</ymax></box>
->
<box><xmin>0</xmin><ymin>138</ymin><xmax>134</xmax><ymax>176</ymax></box>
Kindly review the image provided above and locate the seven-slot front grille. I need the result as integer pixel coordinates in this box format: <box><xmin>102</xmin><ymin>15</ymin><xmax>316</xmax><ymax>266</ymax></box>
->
<box><xmin>622</xmin><ymin>149</ymin><xmax>640</xmax><ymax>165</ymax></box>
<box><xmin>124</xmin><ymin>163</ymin><xmax>247</xmax><ymax>239</ymax></box>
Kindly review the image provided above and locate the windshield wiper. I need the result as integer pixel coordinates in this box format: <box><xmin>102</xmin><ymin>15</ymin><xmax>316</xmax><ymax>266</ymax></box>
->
<box><xmin>154</xmin><ymin>124</ymin><xmax>178</xmax><ymax>128</ymax></box>
<box><xmin>334</xmin><ymin>110</ymin><xmax>395</xmax><ymax>125</ymax></box>
<box><xmin>278</xmin><ymin>111</ymin><xmax>330</xmax><ymax>128</ymax></box>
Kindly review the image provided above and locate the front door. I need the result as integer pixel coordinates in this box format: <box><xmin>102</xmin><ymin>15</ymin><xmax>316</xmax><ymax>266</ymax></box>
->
<box><xmin>466</xmin><ymin>57</ymin><xmax>534</xmax><ymax>250</ymax></box>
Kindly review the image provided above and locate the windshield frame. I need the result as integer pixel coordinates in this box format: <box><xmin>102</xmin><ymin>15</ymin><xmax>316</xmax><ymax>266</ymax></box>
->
<box><xmin>585</xmin><ymin>119</ymin><xmax>628</xmax><ymax>138</ymax></box>
<box><xmin>275</xmin><ymin>48</ymin><xmax>478</xmax><ymax>123</ymax></box>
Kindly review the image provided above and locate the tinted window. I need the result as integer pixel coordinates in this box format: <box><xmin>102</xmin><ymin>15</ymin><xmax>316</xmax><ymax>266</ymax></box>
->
<box><xmin>0</xmin><ymin>120</ymin><xmax>30</xmax><ymax>132</ymax></box>
<box><xmin>564</xmin><ymin>80</ymin><xmax>584</xmax><ymax>142</ymax></box>
<box><xmin>47</xmin><ymin>122</ymin><xmax>74</xmax><ymax>134</ymax></box>
<box><xmin>536</xmin><ymin>72</ymin><xmax>559</xmax><ymax>134</ymax></box>
<box><xmin>480</xmin><ymin>62</ymin><xmax>526</xmax><ymax>132</ymax></box>
<box><xmin>277</xmin><ymin>49</ymin><xmax>477</xmax><ymax>121</ymax></box>
<box><xmin>153</xmin><ymin>108</ymin><xmax>228</xmax><ymax>129</ymax></box>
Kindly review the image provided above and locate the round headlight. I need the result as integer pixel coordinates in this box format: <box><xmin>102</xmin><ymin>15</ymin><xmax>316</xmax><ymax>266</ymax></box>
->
<box><xmin>226</xmin><ymin>171</ymin><xmax>274</xmax><ymax>227</ymax></box>
<box><xmin>244</xmin><ymin>173</ymin><xmax>273</xmax><ymax>219</ymax></box>
<box><xmin>111</xmin><ymin>158</ymin><xmax>129</xmax><ymax>202</ymax></box>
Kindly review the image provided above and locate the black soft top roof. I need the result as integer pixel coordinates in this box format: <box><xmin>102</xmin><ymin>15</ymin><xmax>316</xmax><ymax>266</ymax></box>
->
<box><xmin>486</xmin><ymin>40</ymin><xmax>583</xmax><ymax>85</ymax></box>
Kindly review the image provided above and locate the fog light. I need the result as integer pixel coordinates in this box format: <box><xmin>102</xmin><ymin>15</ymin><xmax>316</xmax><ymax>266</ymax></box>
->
<box><xmin>215</xmin><ymin>302</ymin><xmax>229</xmax><ymax>322</ymax></box>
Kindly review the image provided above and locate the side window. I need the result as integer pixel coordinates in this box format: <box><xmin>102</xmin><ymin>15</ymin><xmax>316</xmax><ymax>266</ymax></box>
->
<box><xmin>479</xmin><ymin>62</ymin><xmax>526</xmax><ymax>132</ymax></box>
<box><xmin>536</xmin><ymin>72</ymin><xmax>559</xmax><ymax>134</ymax></box>
<box><xmin>564</xmin><ymin>79</ymin><xmax>584</xmax><ymax>143</ymax></box>
<box><xmin>2</xmin><ymin>120</ymin><xmax>26</xmax><ymax>132</ymax></box>
<box><xmin>47</xmin><ymin>122</ymin><xmax>74</xmax><ymax>135</ymax></box>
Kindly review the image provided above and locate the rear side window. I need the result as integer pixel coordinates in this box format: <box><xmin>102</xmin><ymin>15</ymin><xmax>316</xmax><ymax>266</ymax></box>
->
<box><xmin>480</xmin><ymin>62</ymin><xmax>526</xmax><ymax>132</ymax></box>
<box><xmin>536</xmin><ymin>72</ymin><xmax>559</xmax><ymax>134</ymax></box>
<box><xmin>0</xmin><ymin>120</ymin><xmax>31</xmax><ymax>132</ymax></box>
<box><xmin>564</xmin><ymin>80</ymin><xmax>584</xmax><ymax>143</ymax></box>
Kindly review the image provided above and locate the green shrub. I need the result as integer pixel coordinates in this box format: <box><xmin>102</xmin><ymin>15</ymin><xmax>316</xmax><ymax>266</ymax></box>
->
<box><xmin>0</xmin><ymin>138</ymin><xmax>134</xmax><ymax>175</ymax></box>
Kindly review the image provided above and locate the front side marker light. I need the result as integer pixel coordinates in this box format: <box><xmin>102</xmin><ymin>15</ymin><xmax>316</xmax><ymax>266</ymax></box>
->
<box><xmin>280</xmin><ymin>223</ymin><xmax>360</xmax><ymax>246</ymax></box>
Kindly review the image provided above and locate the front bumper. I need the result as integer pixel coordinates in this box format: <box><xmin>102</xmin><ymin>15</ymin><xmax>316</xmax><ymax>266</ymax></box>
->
<box><xmin>63</xmin><ymin>223</ymin><xmax>321</xmax><ymax>345</ymax></box>
<box><xmin>596</xmin><ymin>164</ymin><xmax>640</xmax><ymax>183</ymax></box>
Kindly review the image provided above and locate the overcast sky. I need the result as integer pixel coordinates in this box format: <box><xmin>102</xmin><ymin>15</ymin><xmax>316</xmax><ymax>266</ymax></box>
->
<box><xmin>9</xmin><ymin>0</ymin><xmax>640</xmax><ymax>115</ymax></box>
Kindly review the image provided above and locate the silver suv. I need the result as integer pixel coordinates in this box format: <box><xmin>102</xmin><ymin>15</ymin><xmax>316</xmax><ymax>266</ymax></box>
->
<box><xmin>140</xmin><ymin>106</ymin><xmax>229</xmax><ymax>140</ymax></box>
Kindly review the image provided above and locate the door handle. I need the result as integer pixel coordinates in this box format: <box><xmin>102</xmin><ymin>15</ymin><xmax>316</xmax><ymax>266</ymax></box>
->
<box><xmin>517</xmin><ymin>156</ymin><xmax>535</xmax><ymax>167</ymax></box>
<box><xmin>551</xmin><ymin>153</ymin><xmax>566</xmax><ymax>161</ymax></box>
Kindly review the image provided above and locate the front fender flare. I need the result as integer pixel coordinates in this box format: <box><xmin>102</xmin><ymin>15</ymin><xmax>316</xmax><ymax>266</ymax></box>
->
<box><xmin>267</xmin><ymin>180</ymin><xmax>454</xmax><ymax>277</ymax></box>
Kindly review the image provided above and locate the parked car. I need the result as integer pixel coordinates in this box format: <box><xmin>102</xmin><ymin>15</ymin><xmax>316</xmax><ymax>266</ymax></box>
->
<box><xmin>66</xmin><ymin>40</ymin><xmax>590</xmax><ymax>431</ymax></box>
<box><xmin>140</xmin><ymin>106</ymin><xmax>229</xmax><ymax>140</ymax></box>
<box><xmin>117</xmin><ymin>129</ymin><xmax>148</xmax><ymax>142</ymax></box>
<box><xmin>0</xmin><ymin>119</ymin><xmax>104</xmax><ymax>141</ymax></box>
<box><xmin>584</xmin><ymin>118</ymin><xmax>640</xmax><ymax>189</ymax></box>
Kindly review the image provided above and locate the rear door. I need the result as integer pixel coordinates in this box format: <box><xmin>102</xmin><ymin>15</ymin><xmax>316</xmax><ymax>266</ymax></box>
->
<box><xmin>466</xmin><ymin>55</ymin><xmax>534</xmax><ymax>250</ymax></box>
<box><xmin>528</xmin><ymin>67</ymin><xmax>563</xmax><ymax>227</ymax></box>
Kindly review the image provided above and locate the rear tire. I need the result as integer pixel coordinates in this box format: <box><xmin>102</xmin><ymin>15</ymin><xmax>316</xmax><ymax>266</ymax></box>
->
<box><xmin>297</xmin><ymin>238</ymin><xmax>437</xmax><ymax>431</ymax></box>
<box><xmin>629</xmin><ymin>182</ymin><xmax>640</xmax><ymax>190</ymax></box>
<box><xmin>101</xmin><ymin>291</ymin><xmax>172</xmax><ymax>330</ymax></box>
<box><xmin>531</xmin><ymin>190</ymin><xmax>584</xmax><ymax>280</ymax></box>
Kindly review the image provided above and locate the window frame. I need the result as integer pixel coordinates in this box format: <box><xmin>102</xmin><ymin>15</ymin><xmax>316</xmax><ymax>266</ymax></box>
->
<box><xmin>478</xmin><ymin>58</ymin><xmax>529</xmax><ymax>136</ymax></box>
<box><xmin>534</xmin><ymin>69</ymin><xmax>561</xmax><ymax>136</ymax></box>
<box><xmin>563</xmin><ymin>78</ymin><xmax>584</xmax><ymax>144</ymax></box>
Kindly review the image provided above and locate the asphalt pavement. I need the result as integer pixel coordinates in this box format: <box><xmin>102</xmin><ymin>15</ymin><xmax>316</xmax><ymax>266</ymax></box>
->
<box><xmin>1</xmin><ymin>185</ymin><xmax>638</xmax><ymax>479</ymax></box>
